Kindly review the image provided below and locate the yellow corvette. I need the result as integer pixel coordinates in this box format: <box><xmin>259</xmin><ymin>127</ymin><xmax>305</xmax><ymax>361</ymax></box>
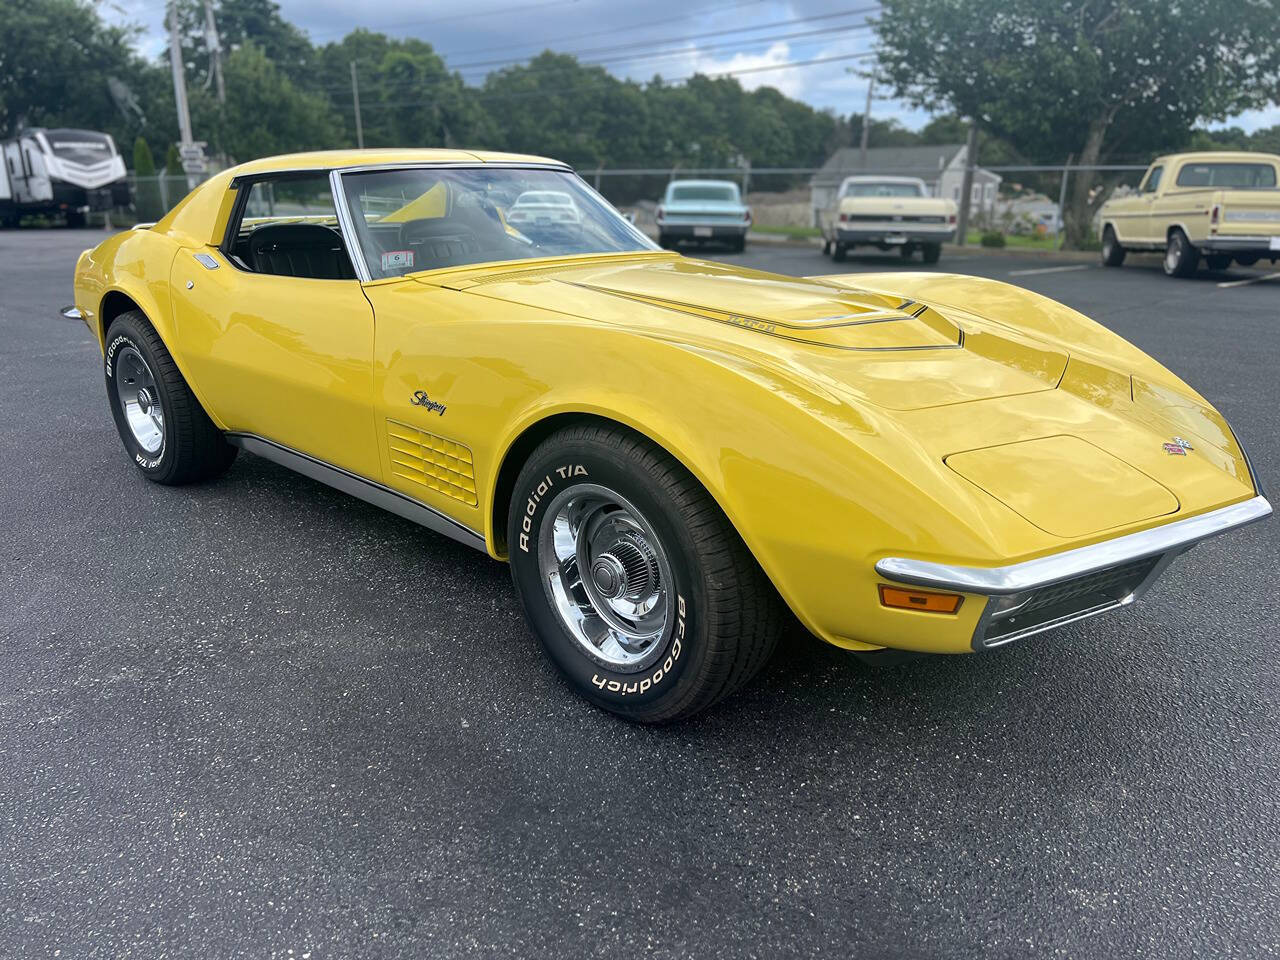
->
<box><xmin>66</xmin><ymin>149</ymin><xmax>1271</xmax><ymax>722</ymax></box>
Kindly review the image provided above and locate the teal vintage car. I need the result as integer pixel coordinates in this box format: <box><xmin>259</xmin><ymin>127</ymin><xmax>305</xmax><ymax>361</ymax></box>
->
<box><xmin>655</xmin><ymin>179</ymin><xmax>751</xmax><ymax>251</ymax></box>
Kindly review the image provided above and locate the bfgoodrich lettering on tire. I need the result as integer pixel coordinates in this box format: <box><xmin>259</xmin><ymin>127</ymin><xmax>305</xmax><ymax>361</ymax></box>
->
<box><xmin>507</xmin><ymin>422</ymin><xmax>783</xmax><ymax>723</ymax></box>
<box><xmin>104</xmin><ymin>310</ymin><xmax>237</xmax><ymax>485</ymax></box>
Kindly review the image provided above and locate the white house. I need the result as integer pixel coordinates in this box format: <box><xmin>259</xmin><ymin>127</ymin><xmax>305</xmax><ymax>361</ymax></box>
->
<box><xmin>810</xmin><ymin>143</ymin><xmax>1002</xmax><ymax>226</ymax></box>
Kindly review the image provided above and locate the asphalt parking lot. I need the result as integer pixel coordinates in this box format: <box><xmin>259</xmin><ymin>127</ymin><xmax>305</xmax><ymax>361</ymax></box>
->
<box><xmin>2</xmin><ymin>228</ymin><xmax>1277</xmax><ymax>959</ymax></box>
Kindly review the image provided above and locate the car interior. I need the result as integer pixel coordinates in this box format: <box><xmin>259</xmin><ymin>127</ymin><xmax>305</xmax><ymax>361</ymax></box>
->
<box><xmin>237</xmin><ymin>222</ymin><xmax>357</xmax><ymax>280</ymax></box>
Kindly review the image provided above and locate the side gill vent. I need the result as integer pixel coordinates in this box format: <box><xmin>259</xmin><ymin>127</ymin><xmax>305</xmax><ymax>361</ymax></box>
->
<box><xmin>386</xmin><ymin>419</ymin><xmax>478</xmax><ymax>506</ymax></box>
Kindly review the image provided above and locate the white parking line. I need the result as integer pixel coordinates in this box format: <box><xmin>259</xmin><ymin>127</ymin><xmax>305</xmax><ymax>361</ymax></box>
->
<box><xmin>1007</xmin><ymin>264</ymin><xmax>1092</xmax><ymax>277</ymax></box>
<box><xmin>1217</xmin><ymin>272</ymin><xmax>1280</xmax><ymax>289</ymax></box>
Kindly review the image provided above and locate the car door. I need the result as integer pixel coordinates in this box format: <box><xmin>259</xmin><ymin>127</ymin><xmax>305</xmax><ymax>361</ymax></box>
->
<box><xmin>1134</xmin><ymin>163</ymin><xmax>1166</xmax><ymax>244</ymax></box>
<box><xmin>169</xmin><ymin>172</ymin><xmax>381</xmax><ymax>480</ymax></box>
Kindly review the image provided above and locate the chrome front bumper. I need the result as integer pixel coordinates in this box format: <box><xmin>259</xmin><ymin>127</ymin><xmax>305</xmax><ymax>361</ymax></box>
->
<box><xmin>876</xmin><ymin>494</ymin><xmax>1272</xmax><ymax>650</ymax></box>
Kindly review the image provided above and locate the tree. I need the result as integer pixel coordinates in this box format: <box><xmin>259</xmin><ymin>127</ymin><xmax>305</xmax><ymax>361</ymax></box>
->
<box><xmin>165</xmin><ymin>143</ymin><xmax>183</xmax><ymax>175</ymax></box>
<box><xmin>873</xmin><ymin>0</ymin><xmax>1280</xmax><ymax>246</ymax></box>
<box><xmin>133</xmin><ymin>136</ymin><xmax>164</xmax><ymax>220</ymax></box>
<box><xmin>315</xmin><ymin>30</ymin><xmax>491</xmax><ymax>149</ymax></box>
<box><xmin>210</xmin><ymin>44</ymin><xmax>339</xmax><ymax>161</ymax></box>
<box><xmin>0</xmin><ymin>0</ymin><xmax>165</xmax><ymax>145</ymax></box>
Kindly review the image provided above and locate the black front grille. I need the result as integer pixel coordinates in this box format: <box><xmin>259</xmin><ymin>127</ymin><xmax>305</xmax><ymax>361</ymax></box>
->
<box><xmin>981</xmin><ymin>555</ymin><xmax>1163</xmax><ymax>647</ymax></box>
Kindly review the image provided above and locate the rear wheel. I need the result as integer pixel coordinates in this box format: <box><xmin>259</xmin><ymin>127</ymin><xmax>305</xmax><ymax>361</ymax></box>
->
<box><xmin>1163</xmin><ymin>229</ymin><xmax>1199</xmax><ymax>278</ymax></box>
<box><xmin>104</xmin><ymin>310</ymin><xmax>237</xmax><ymax>485</ymax></box>
<box><xmin>731</xmin><ymin>234</ymin><xmax>746</xmax><ymax>253</ymax></box>
<box><xmin>899</xmin><ymin>244</ymin><xmax>915</xmax><ymax>260</ymax></box>
<box><xmin>921</xmin><ymin>243</ymin><xmax>942</xmax><ymax>265</ymax></box>
<box><xmin>1100</xmin><ymin>226</ymin><xmax>1126</xmax><ymax>266</ymax></box>
<box><xmin>832</xmin><ymin>242</ymin><xmax>847</xmax><ymax>262</ymax></box>
<box><xmin>507</xmin><ymin>423</ymin><xmax>783</xmax><ymax>723</ymax></box>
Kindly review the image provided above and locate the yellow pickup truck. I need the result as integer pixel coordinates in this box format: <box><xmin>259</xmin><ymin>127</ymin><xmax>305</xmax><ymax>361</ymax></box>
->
<box><xmin>1097</xmin><ymin>151</ymin><xmax>1280</xmax><ymax>277</ymax></box>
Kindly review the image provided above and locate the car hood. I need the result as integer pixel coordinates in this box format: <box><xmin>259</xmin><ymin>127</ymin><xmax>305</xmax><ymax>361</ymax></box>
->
<box><xmin>424</xmin><ymin>252</ymin><xmax>1255</xmax><ymax>532</ymax></box>
<box><xmin>434</xmin><ymin>253</ymin><xmax>1067</xmax><ymax>411</ymax></box>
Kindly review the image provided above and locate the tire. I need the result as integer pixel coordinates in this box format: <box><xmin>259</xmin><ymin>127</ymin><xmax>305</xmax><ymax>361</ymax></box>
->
<box><xmin>832</xmin><ymin>242</ymin><xmax>847</xmax><ymax>262</ymax></box>
<box><xmin>1204</xmin><ymin>254</ymin><xmax>1232</xmax><ymax>271</ymax></box>
<box><xmin>1100</xmin><ymin>226</ymin><xmax>1126</xmax><ymax>266</ymax></box>
<box><xmin>821</xmin><ymin>239</ymin><xmax>832</xmax><ymax>257</ymax></box>
<box><xmin>921</xmin><ymin>243</ymin><xmax>942</xmax><ymax>265</ymax></box>
<box><xmin>104</xmin><ymin>310</ymin><xmax>237</xmax><ymax>485</ymax></box>
<box><xmin>899</xmin><ymin>244</ymin><xmax>915</xmax><ymax>261</ymax></box>
<box><xmin>731</xmin><ymin>235</ymin><xmax>746</xmax><ymax>253</ymax></box>
<box><xmin>1163</xmin><ymin>229</ymin><xmax>1199</xmax><ymax>277</ymax></box>
<box><xmin>507</xmin><ymin>423</ymin><xmax>784</xmax><ymax>723</ymax></box>
<box><xmin>657</xmin><ymin>233</ymin><xmax>670</xmax><ymax>249</ymax></box>
<box><xmin>65</xmin><ymin>209</ymin><xmax>86</xmax><ymax>228</ymax></box>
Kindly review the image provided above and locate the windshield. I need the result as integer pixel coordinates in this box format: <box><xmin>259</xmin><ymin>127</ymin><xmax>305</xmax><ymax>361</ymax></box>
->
<box><xmin>1175</xmin><ymin>162</ymin><xmax>1277</xmax><ymax>189</ymax></box>
<box><xmin>340</xmin><ymin>167</ymin><xmax>654</xmax><ymax>279</ymax></box>
<box><xmin>44</xmin><ymin>129</ymin><xmax>115</xmax><ymax>164</ymax></box>
<box><xmin>841</xmin><ymin>181</ymin><xmax>926</xmax><ymax>198</ymax></box>
<box><xmin>669</xmin><ymin>184</ymin><xmax>739</xmax><ymax>203</ymax></box>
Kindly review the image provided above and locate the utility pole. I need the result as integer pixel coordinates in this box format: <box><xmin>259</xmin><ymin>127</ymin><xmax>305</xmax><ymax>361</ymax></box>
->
<box><xmin>167</xmin><ymin>2</ymin><xmax>205</xmax><ymax>190</ymax></box>
<box><xmin>955</xmin><ymin>121</ymin><xmax>978</xmax><ymax>247</ymax></box>
<box><xmin>202</xmin><ymin>0</ymin><xmax>225</xmax><ymax>104</ymax></box>
<box><xmin>350</xmin><ymin>62</ymin><xmax>365</xmax><ymax>148</ymax></box>
<box><xmin>858</xmin><ymin>76</ymin><xmax>874</xmax><ymax>169</ymax></box>
<box><xmin>168</xmin><ymin>4</ymin><xmax>194</xmax><ymax>152</ymax></box>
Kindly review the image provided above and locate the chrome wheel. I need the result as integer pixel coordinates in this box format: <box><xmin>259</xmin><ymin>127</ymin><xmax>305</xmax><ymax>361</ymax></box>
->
<box><xmin>113</xmin><ymin>344</ymin><xmax>164</xmax><ymax>456</ymax></box>
<box><xmin>537</xmin><ymin>483</ymin><xmax>674</xmax><ymax>670</ymax></box>
<box><xmin>1164</xmin><ymin>238</ymin><xmax>1179</xmax><ymax>273</ymax></box>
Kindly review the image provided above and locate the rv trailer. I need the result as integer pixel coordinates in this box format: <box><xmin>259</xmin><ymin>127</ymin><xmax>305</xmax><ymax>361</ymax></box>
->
<box><xmin>0</xmin><ymin>129</ymin><xmax>128</xmax><ymax>227</ymax></box>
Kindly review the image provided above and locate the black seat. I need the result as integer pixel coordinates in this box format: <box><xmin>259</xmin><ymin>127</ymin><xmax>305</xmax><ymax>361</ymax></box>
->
<box><xmin>248</xmin><ymin>223</ymin><xmax>355</xmax><ymax>280</ymax></box>
<box><xmin>400</xmin><ymin>218</ymin><xmax>484</xmax><ymax>270</ymax></box>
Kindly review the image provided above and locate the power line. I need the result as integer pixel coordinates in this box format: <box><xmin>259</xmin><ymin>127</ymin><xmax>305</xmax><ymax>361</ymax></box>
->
<box><xmin>310</xmin><ymin>20</ymin><xmax>876</xmax><ymax>95</ymax></box>
<box><xmin>452</xmin><ymin>26</ymin><xmax>874</xmax><ymax>80</ymax></box>
<box><xmin>443</xmin><ymin>7</ymin><xmax>879</xmax><ymax>73</ymax></box>
<box><xmin>442</xmin><ymin>0</ymin><xmax>776</xmax><ymax>58</ymax></box>
<box><xmin>339</xmin><ymin>50</ymin><xmax>877</xmax><ymax>110</ymax></box>
<box><xmin>303</xmin><ymin>0</ymin><xmax>587</xmax><ymax>41</ymax></box>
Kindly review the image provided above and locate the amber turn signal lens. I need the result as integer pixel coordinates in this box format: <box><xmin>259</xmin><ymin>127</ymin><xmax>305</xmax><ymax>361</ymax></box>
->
<box><xmin>878</xmin><ymin>585</ymin><xmax>964</xmax><ymax>614</ymax></box>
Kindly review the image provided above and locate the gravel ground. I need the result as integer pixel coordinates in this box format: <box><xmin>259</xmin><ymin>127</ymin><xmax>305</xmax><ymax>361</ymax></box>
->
<box><xmin>1</xmin><ymin>228</ymin><xmax>1277</xmax><ymax>959</ymax></box>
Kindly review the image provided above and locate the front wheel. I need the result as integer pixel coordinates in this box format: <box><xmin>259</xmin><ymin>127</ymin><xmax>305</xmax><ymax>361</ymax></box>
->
<box><xmin>507</xmin><ymin>423</ymin><xmax>783</xmax><ymax>723</ymax></box>
<box><xmin>921</xmin><ymin>242</ymin><xmax>942</xmax><ymax>264</ymax></box>
<box><xmin>1100</xmin><ymin>226</ymin><xmax>1126</xmax><ymax>266</ymax></box>
<box><xmin>104</xmin><ymin>310</ymin><xmax>237</xmax><ymax>484</ymax></box>
<box><xmin>1164</xmin><ymin>229</ymin><xmax>1199</xmax><ymax>278</ymax></box>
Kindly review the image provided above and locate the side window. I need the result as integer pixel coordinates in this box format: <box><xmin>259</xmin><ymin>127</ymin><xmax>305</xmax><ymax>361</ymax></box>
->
<box><xmin>1142</xmin><ymin>165</ymin><xmax>1163</xmax><ymax>193</ymax></box>
<box><xmin>224</xmin><ymin>174</ymin><xmax>355</xmax><ymax>280</ymax></box>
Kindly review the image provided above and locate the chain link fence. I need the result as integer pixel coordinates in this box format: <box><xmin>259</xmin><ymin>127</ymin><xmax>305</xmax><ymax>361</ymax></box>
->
<box><xmin>93</xmin><ymin>165</ymin><xmax>1153</xmax><ymax>248</ymax></box>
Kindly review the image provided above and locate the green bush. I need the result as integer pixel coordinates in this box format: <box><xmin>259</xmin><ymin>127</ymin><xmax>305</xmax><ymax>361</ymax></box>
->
<box><xmin>980</xmin><ymin>230</ymin><xmax>1006</xmax><ymax>248</ymax></box>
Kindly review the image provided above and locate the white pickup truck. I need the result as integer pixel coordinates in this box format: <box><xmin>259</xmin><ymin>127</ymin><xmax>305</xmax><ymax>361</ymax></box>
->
<box><xmin>1097</xmin><ymin>151</ymin><xmax>1280</xmax><ymax>277</ymax></box>
<box><xmin>819</xmin><ymin>175</ymin><xmax>957</xmax><ymax>264</ymax></box>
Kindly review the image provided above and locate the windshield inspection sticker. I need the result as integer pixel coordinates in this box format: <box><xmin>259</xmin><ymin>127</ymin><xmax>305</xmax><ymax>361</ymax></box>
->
<box><xmin>382</xmin><ymin>249</ymin><xmax>415</xmax><ymax>271</ymax></box>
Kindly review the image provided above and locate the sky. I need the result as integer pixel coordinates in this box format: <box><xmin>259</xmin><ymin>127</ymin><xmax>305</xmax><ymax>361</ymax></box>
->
<box><xmin>104</xmin><ymin>0</ymin><xmax>1277</xmax><ymax>135</ymax></box>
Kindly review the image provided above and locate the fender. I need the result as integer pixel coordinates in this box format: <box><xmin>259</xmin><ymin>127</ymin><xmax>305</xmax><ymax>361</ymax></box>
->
<box><xmin>81</xmin><ymin>229</ymin><xmax>231</xmax><ymax>431</ymax></box>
